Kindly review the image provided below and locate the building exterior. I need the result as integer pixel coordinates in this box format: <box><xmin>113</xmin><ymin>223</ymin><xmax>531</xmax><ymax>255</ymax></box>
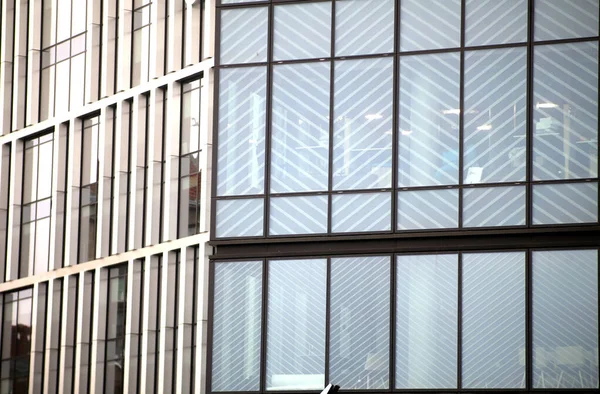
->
<box><xmin>0</xmin><ymin>0</ymin><xmax>599</xmax><ymax>394</ymax></box>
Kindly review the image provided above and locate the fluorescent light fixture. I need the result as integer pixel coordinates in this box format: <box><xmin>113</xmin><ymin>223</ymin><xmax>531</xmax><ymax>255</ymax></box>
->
<box><xmin>477</xmin><ymin>124</ymin><xmax>492</xmax><ymax>131</ymax></box>
<box><xmin>365</xmin><ymin>113</ymin><xmax>383</xmax><ymax>120</ymax></box>
<box><xmin>400</xmin><ymin>129</ymin><xmax>413</xmax><ymax>135</ymax></box>
<box><xmin>442</xmin><ymin>108</ymin><xmax>461</xmax><ymax>115</ymax></box>
<box><xmin>536</xmin><ymin>102</ymin><xmax>559</xmax><ymax>109</ymax></box>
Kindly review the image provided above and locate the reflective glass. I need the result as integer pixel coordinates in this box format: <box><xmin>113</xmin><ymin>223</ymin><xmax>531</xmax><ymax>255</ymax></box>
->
<box><xmin>398</xmin><ymin>53</ymin><xmax>460</xmax><ymax>186</ymax></box>
<box><xmin>464</xmin><ymin>48</ymin><xmax>527</xmax><ymax>184</ymax></box>
<box><xmin>465</xmin><ymin>0</ymin><xmax>527</xmax><ymax>46</ymax></box>
<box><xmin>398</xmin><ymin>189</ymin><xmax>458</xmax><ymax>230</ymax></box>
<box><xmin>400</xmin><ymin>0</ymin><xmax>461</xmax><ymax>51</ymax></box>
<box><xmin>533</xmin><ymin>42</ymin><xmax>598</xmax><ymax>180</ymax></box>
<box><xmin>332</xmin><ymin>192</ymin><xmax>391</xmax><ymax>233</ymax></box>
<box><xmin>532</xmin><ymin>182</ymin><xmax>598</xmax><ymax>224</ymax></box>
<box><xmin>217</xmin><ymin>67</ymin><xmax>266</xmax><ymax>196</ymax></box>
<box><xmin>463</xmin><ymin>186</ymin><xmax>526</xmax><ymax>227</ymax></box>
<box><xmin>269</xmin><ymin>195</ymin><xmax>327</xmax><ymax>236</ymax></box>
<box><xmin>330</xmin><ymin>256</ymin><xmax>390</xmax><ymax>389</ymax></box>
<box><xmin>462</xmin><ymin>252</ymin><xmax>525</xmax><ymax>388</ymax></box>
<box><xmin>396</xmin><ymin>254</ymin><xmax>457</xmax><ymax>388</ymax></box>
<box><xmin>533</xmin><ymin>250</ymin><xmax>598</xmax><ymax>388</ymax></box>
<box><xmin>267</xmin><ymin>259</ymin><xmax>326</xmax><ymax>390</ymax></box>
<box><xmin>220</xmin><ymin>7</ymin><xmax>268</xmax><ymax>64</ymax></box>
<box><xmin>34</xmin><ymin>218</ymin><xmax>50</xmax><ymax>275</ymax></box>
<box><xmin>274</xmin><ymin>2</ymin><xmax>331</xmax><ymax>60</ymax></box>
<box><xmin>271</xmin><ymin>63</ymin><xmax>330</xmax><ymax>193</ymax></box>
<box><xmin>181</xmin><ymin>80</ymin><xmax>201</xmax><ymax>155</ymax></box>
<box><xmin>333</xmin><ymin>57</ymin><xmax>393</xmax><ymax>190</ymax></box>
<box><xmin>216</xmin><ymin>199</ymin><xmax>264</xmax><ymax>238</ymax></box>
<box><xmin>335</xmin><ymin>0</ymin><xmax>394</xmax><ymax>56</ymax></box>
<box><xmin>535</xmin><ymin>0</ymin><xmax>599</xmax><ymax>41</ymax></box>
<box><xmin>23</xmin><ymin>147</ymin><xmax>37</xmax><ymax>203</ymax></box>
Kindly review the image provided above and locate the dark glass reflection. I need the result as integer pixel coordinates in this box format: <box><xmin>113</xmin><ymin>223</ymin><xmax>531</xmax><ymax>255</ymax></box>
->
<box><xmin>105</xmin><ymin>265</ymin><xmax>127</xmax><ymax>394</ymax></box>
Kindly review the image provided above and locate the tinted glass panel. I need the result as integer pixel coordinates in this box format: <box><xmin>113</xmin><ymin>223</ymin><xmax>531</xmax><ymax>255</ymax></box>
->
<box><xmin>212</xmin><ymin>261</ymin><xmax>262</xmax><ymax>391</ymax></box>
<box><xmin>400</xmin><ymin>0</ymin><xmax>461</xmax><ymax>51</ymax></box>
<box><xmin>332</xmin><ymin>192</ymin><xmax>391</xmax><ymax>233</ymax></box>
<box><xmin>465</xmin><ymin>0</ymin><xmax>527</xmax><ymax>46</ymax></box>
<box><xmin>220</xmin><ymin>7</ymin><xmax>268</xmax><ymax>64</ymax></box>
<box><xmin>330</xmin><ymin>256</ymin><xmax>390</xmax><ymax>389</ymax></box>
<box><xmin>534</xmin><ymin>0</ymin><xmax>599</xmax><ymax>41</ymax></box>
<box><xmin>335</xmin><ymin>0</ymin><xmax>394</xmax><ymax>56</ymax></box>
<box><xmin>269</xmin><ymin>195</ymin><xmax>327</xmax><ymax>236</ymax></box>
<box><xmin>267</xmin><ymin>259</ymin><xmax>326</xmax><ymax>390</ymax></box>
<box><xmin>532</xmin><ymin>182</ymin><xmax>598</xmax><ymax>224</ymax></box>
<box><xmin>218</xmin><ymin>67</ymin><xmax>266</xmax><ymax>196</ymax></box>
<box><xmin>533</xmin><ymin>250</ymin><xmax>598</xmax><ymax>388</ymax></box>
<box><xmin>271</xmin><ymin>63</ymin><xmax>330</xmax><ymax>193</ymax></box>
<box><xmin>398</xmin><ymin>189</ymin><xmax>458</xmax><ymax>230</ymax></box>
<box><xmin>463</xmin><ymin>186</ymin><xmax>526</xmax><ymax>227</ymax></box>
<box><xmin>396</xmin><ymin>254</ymin><xmax>458</xmax><ymax>388</ymax></box>
<box><xmin>216</xmin><ymin>199</ymin><xmax>264</xmax><ymax>238</ymax></box>
<box><xmin>333</xmin><ymin>57</ymin><xmax>393</xmax><ymax>190</ymax></box>
<box><xmin>399</xmin><ymin>53</ymin><xmax>460</xmax><ymax>187</ymax></box>
<box><xmin>533</xmin><ymin>42</ymin><xmax>598</xmax><ymax>181</ymax></box>
<box><xmin>464</xmin><ymin>48</ymin><xmax>527</xmax><ymax>184</ymax></box>
<box><xmin>462</xmin><ymin>252</ymin><xmax>525</xmax><ymax>388</ymax></box>
<box><xmin>274</xmin><ymin>2</ymin><xmax>331</xmax><ymax>61</ymax></box>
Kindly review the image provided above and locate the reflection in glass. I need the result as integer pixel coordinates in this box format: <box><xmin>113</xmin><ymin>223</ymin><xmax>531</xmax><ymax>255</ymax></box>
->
<box><xmin>399</xmin><ymin>53</ymin><xmax>460</xmax><ymax>187</ymax></box>
<box><xmin>332</xmin><ymin>192</ymin><xmax>390</xmax><ymax>233</ymax></box>
<box><xmin>330</xmin><ymin>256</ymin><xmax>389</xmax><ymax>389</ymax></box>
<box><xmin>333</xmin><ymin>57</ymin><xmax>393</xmax><ymax>190</ymax></box>
<box><xmin>217</xmin><ymin>67</ymin><xmax>266</xmax><ymax>196</ymax></box>
<box><xmin>464</xmin><ymin>48</ymin><xmax>527</xmax><ymax>184</ymax></box>
<box><xmin>396</xmin><ymin>254</ymin><xmax>457</xmax><ymax>388</ymax></box>
<box><xmin>398</xmin><ymin>189</ymin><xmax>458</xmax><ymax>230</ymax></box>
<box><xmin>533</xmin><ymin>250</ymin><xmax>598</xmax><ymax>388</ymax></box>
<box><xmin>213</xmin><ymin>262</ymin><xmax>262</xmax><ymax>391</ymax></box>
<box><xmin>271</xmin><ymin>63</ymin><xmax>329</xmax><ymax>193</ymax></box>
<box><xmin>465</xmin><ymin>0</ymin><xmax>527</xmax><ymax>46</ymax></box>
<box><xmin>462</xmin><ymin>252</ymin><xmax>525</xmax><ymax>388</ymax></box>
<box><xmin>534</xmin><ymin>0</ymin><xmax>599</xmax><ymax>41</ymax></box>
<box><xmin>267</xmin><ymin>259</ymin><xmax>326</xmax><ymax>390</ymax></box>
<box><xmin>274</xmin><ymin>2</ymin><xmax>331</xmax><ymax>60</ymax></box>
<box><xmin>216</xmin><ymin>199</ymin><xmax>264</xmax><ymax>238</ymax></box>
<box><xmin>533</xmin><ymin>42</ymin><xmax>598</xmax><ymax>180</ymax></box>
<box><xmin>400</xmin><ymin>0</ymin><xmax>460</xmax><ymax>51</ymax></box>
<box><xmin>220</xmin><ymin>7</ymin><xmax>268</xmax><ymax>64</ymax></box>
<box><xmin>105</xmin><ymin>265</ymin><xmax>127</xmax><ymax>394</ymax></box>
<box><xmin>533</xmin><ymin>182</ymin><xmax>598</xmax><ymax>224</ymax></box>
<box><xmin>463</xmin><ymin>186</ymin><xmax>526</xmax><ymax>227</ymax></box>
<box><xmin>269</xmin><ymin>195</ymin><xmax>327</xmax><ymax>236</ymax></box>
<box><xmin>180</xmin><ymin>153</ymin><xmax>202</xmax><ymax>236</ymax></box>
<box><xmin>335</xmin><ymin>0</ymin><xmax>394</xmax><ymax>56</ymax></box>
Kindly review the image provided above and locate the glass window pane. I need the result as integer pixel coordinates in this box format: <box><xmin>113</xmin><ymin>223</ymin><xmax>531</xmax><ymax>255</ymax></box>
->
<box><xmin>269</xmin><ymin>195</ymin><xmax>327</xmax><ymax>236</ymax></box>
<box><xmin>220</xmin><ymin>7</ymin><xmax>268</xmax><ymax>64</ymax></box>
<box><xmin>335</xmin><ymin>0</ymin><xmax>394</xmax><ymax>56</ymax></box>
<box><xmin>465</xmin><ymin>0</ymin><xmax>527</xmax><ymax>46</ymax></box>
<box><xmin>216</xmin><ymin>199</ymin><xmax>264</xmax><ymax>238</ymax></box>
<box><xmin>217</xmin><ymin>67</ymin><xmax>266</xmax><ymax>196</ymax></box>
<box><xmin>330</xmin><ymin>256</ymin><xmax>390</xmax><ymax>389</ymax></box>
<box><xmin>464</xmin><ymin>48</ymin><xmax>527</xmax><ymax>184</ymax></box>
<box><xmin>533</xmin><ymin>182</ymin><xmax>598</xmax><ymax>224</ymax></box>
<box><xmin>274</xmin><ymin>2</ymin><xmax>331</xmax><ymax>61</ymax></box>
<box><xmin>267</xmin><ymin>259</ymin><xmax>326</xmax><ymax>390</ymax></box>
<box><xmin>400</xmin><ymin>0</ymin><xmax>461</xmax><ymax>51</ymax></box>
<box><xmin>332</xmin><ymin>192</ymin><xmax>391</xmax><ymax>233</ymax></box>
<box><xmin>271</xmin><ymin>63</ymin><xmax>330</xmax><ymax>193</ymax></box>
<box><xmin>23</xmin><ymin>147</ymin><xmax>37</xmax><ymax>203</ymax></box>
<box><xmin>396</xmin><ymin>254</ymin><xmax>457</xmax><ymax>388</ymax></box>
<box><xmin>34</xmin><ymin>217</ymin><xmax>50</xmax><ymax>275</ymax></box>
<box><xmin>181</xmin><ymin>80</ymin><xmax>201</xmax><ymax>155</ymax></box>
<box><xmin>212</xmin><ymin>261</ymin><xmax>262</xmax><ymax>392</ymax></box>
<box><xmin>533</xmin><ymin>250</ymin><xmax>598</xmax><ymax>388</ymax></box>
<box><xmin>535</xmin><ymin>0</ymin><xmax>599</xmax><ymax>41</ymax></box>
<box><xmin>333</xmin><ymin>57</ymin><xmax>393</xmax><ymax>190</ymax></box>
<box><xmin>533</xmin><ymin>42</ymin><xmax>598</xmax><ymax>180</ymax></box>
<box><xmin>462</xmin><ymin>252</ymin><xmax>525</xmax><ymax>388</ymax></box>
<box><xmin>398</xmin><ymin>189</ymin><xmax>458</xmax><ymax>230</ymax></box>
<box><xmin>463</xmin><ymin>186</ymin><xmax>526</xmax><ymax>227</ymax></box>
<box><xmin>399</xmin><ymin>53</ymin><xmax>460</xmax><ymax>186</ymax></box>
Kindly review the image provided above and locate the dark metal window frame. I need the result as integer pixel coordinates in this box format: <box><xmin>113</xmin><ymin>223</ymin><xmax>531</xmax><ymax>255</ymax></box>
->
<box><xmin>207</xmin><ymin>246</ymin><xmax>600</xmax><ymax>393</ymax></box>
<box><xmin>210</xmin><ymin>0</ymin><xmax>600</xmax><ymax>242</ymax></box>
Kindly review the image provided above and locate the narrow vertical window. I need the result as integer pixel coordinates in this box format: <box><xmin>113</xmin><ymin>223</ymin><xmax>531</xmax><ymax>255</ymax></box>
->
<box><xmin>79</xmin><ymin>116</ymin><xmax>100</xmax><ymax>263</ymax></box>
<box><xmin>104</xmin><ymin>265</ymin><xmax>128</xmax><ymax>394</ymax></box>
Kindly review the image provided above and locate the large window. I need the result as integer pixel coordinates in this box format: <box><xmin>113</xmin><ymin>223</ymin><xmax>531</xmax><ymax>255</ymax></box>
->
<box><xmin>0</xmin><ymin>288</ymin><xmax>33</xmax><ymax>393</ymax></box>
<box><xmin>214</xmin><ymin>0</ymin><xmax>599</xmax><ymax>239</ymax></box>
<box><xmin>210</xmin><ymin>249</ymin><xmax>599</xmax><ymax>391</ymax></box>
<box><xmin>21</xmin><ymin>134</ymin><xmax>54</xmax><ymax>278</ymax></box>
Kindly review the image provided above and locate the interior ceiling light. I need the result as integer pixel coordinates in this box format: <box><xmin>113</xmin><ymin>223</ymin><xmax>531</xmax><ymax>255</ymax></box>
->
<box><xmin>365</xmin><ymin>113</ymin><xmax>383</xmax><ymax>120</ymax></box>
<box><xmin>536</xmin><ymin>102</ymin><xmax>559</xmax><ymax>109</ymax></box>
<box><xmin>477</xmin><ymin>124</ymin><xmax>492</xmax><ymax>131</ymax></box>
<box><xmin>442</xmin><ymin>108</ymin><xmax>461</xmax><ymax>115</ymax></box>
<box><xmin>400</xmin><ymin>129</ymin><xmax>413</xmax><ymax>135</ymax></box>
